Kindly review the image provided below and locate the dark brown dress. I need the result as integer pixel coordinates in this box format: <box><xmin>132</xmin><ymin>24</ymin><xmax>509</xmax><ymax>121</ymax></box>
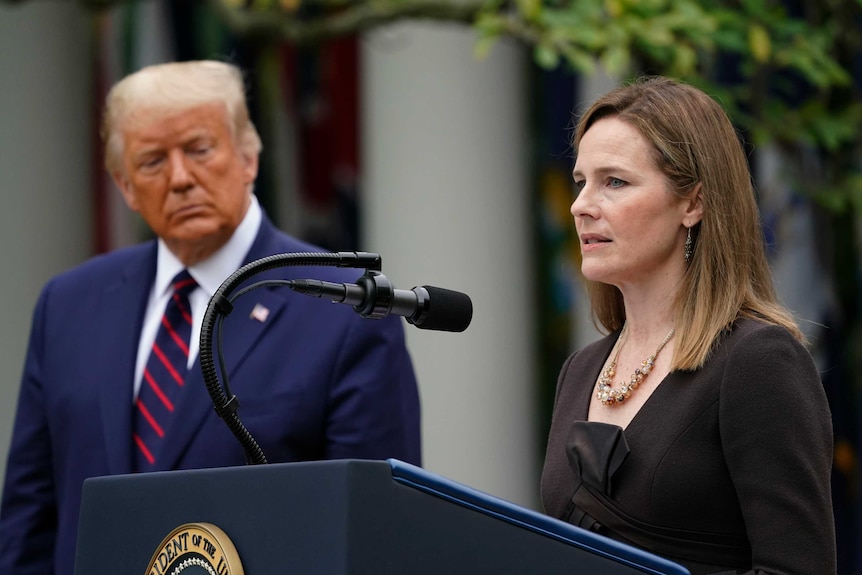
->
<box><xmin>541</xmin><ymin>319</ymin><xmax>835</xmax><ymax>574</ymax></box>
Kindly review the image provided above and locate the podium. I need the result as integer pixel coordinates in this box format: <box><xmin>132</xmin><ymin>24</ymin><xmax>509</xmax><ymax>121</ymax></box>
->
<box><xmin>74</xmin><ymin>459</ymin><xmax>690</xmax><ymax>575</ymax></box>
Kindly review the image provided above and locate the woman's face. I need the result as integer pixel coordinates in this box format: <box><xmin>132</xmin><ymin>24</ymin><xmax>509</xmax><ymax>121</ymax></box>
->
<box><xmin>571</xmin><ymin>117</ymin><xmax>696</xmax><ymax>292</ymax></box>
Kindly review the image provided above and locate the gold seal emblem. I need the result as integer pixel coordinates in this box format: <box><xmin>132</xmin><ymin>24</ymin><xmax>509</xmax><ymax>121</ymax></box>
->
<box><xmin>144</xmin><ymin>523</ymin><xmax>244</xmax><ymax>575</ymax></box>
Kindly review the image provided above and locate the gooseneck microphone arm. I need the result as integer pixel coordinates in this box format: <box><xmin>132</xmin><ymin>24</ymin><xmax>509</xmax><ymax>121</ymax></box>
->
<box><xmin>200</xmin><ymin>251</ymin><xmax>383</xmax><ymax>466</ymax></box>
<box><xmin>201</xmin><ymin>251</ymin><xmax>474</xmax><ymax>466</ymax></box>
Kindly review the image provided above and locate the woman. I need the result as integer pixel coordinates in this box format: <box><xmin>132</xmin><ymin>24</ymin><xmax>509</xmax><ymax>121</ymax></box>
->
<box><xmin>540</xmin><ymin>76</ymin><xmax>836</xmax><ymax>574</ymax></box>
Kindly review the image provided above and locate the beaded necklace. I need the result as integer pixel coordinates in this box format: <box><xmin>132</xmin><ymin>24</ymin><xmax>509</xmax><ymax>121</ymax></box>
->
<box><xmin>595</xmin><ymin>324</ymin><xmax>675</xmax><ymax>406</ymax></box>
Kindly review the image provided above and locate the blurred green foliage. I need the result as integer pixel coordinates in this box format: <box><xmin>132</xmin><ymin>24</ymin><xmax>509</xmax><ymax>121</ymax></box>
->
<box><xmin>211</xmin><ymin>0</ymin><xmax>862</xmax><ymax>212</ymax></box>
<box><xmin>9</xmin><ymin>0</ymin><xmax>862</xmax><ymax>211</ymax></box>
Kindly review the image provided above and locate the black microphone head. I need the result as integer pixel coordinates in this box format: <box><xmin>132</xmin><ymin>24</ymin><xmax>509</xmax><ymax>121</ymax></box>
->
<box><xmin>410</xmin><ymin>286</ymin><xmax>473</xmax><ymax>332</ymax></box>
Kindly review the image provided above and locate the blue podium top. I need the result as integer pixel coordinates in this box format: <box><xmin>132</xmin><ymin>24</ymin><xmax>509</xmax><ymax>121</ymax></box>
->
<box><xmin>389</xmin><ymin>458</ymin><xmax>690</xmax><ymax>575</ymax></box>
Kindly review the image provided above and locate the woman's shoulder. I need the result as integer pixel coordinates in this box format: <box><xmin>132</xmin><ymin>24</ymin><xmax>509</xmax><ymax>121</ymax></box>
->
<box><xmin>720</xmin><ymin>316</ymin><xmax>805</xmax><ymax>354</ymax></box>
<box><xmin>713</xmin><ymin>317</ymin><xmax>821</xmax><ymax>396</ymax></box>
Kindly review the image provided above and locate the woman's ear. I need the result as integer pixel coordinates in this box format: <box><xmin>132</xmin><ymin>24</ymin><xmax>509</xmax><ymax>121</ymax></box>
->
<box><xmin>683</xmin><ymin>183</ymin><xmax>703</xmax><ymax>227</ymax></box>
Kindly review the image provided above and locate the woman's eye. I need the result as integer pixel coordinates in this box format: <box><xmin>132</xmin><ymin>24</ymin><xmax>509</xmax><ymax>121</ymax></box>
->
<box><xmin>574</xmin><ymin>180</ymin><xmax>586</xmax><ymax>191</ymax></box>
<box><xmin>608</xmin><ymin>177</ymin><xmax>625</xmax><ymax>188</ymax></box>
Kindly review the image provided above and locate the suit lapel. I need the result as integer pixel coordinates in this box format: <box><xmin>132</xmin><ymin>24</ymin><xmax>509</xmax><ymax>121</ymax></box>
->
<box><xmin>155</xmin><ymin>220</ymin><xmax>290</xmax><ymax>471</ymax></box>
<box><xmin>95</xmin><ymin>248</ymin><xmax>156</xmax><ymax>475</ymax></box>
<box><xmin>154</xmin><ymin>285</ymin><xmax>287</xmax><ymax>470</ymax></box>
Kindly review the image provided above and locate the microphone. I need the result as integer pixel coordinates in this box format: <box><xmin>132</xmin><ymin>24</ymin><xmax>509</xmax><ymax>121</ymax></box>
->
<box><xmin>286</xmin><ymin>271</ymin><xmax>473</xmax><ymax>332</ymax></box>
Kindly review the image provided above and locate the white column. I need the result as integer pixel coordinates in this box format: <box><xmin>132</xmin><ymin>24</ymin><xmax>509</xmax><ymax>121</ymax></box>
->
<box><xmin>361</xmin><ymin>23</ymin><xmax>540</xmax><ymax>508</ymax></box>
<box><xmin>0</xmin><ymin>2</ymin><xmax>93</xmax><ymax>488</ymax></box>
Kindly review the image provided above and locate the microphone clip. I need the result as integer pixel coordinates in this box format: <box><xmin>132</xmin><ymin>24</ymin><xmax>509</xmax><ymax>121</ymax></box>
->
<box><xmin>353</xmin><ymin>270</ymin><xmax>396</xmax><ymax>319</ymax></box>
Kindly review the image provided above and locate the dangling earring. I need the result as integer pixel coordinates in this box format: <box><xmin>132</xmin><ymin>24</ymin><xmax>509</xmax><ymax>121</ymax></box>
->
<box><xmin>684</xmin><ymin>227</ymin><xmax>693</xmax><ymax>263</ymax></box>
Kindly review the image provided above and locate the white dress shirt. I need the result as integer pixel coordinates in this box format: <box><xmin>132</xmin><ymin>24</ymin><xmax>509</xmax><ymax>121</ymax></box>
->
<box><xmin>132</xmin><ymin>195</ymin><xmax>262</xmax><ymax>399</ymax></box>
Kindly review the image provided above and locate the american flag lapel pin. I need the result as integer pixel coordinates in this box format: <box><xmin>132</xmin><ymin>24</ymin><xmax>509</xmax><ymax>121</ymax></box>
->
<box><xmin>250</xmin><ymin>303</ymin><xmax>270</xmax><ymax>323</ymax></box>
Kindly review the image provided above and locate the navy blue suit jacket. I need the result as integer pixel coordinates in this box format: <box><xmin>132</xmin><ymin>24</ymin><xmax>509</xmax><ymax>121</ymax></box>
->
<box><xmin>0</xmin><ymin>216</ymin><xmax>421</xmax><ymax>575</ymax></box>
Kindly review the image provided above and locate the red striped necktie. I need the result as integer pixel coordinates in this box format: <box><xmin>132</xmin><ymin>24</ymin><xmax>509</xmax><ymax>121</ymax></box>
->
<box><xmin>133</xmin><ymin>269</ymin><xmax>197</xmax><ymax>471</ymax></box>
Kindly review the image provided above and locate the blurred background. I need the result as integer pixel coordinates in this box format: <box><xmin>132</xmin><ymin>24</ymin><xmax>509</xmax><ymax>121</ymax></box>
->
<box><xmin>2</xmin><ymin>0</ymin><xmax>862</xmax><ymax>572</ymax></box>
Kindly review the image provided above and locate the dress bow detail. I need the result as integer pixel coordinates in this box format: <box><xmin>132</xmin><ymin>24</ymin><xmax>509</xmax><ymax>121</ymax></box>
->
<box><xmin>564</xmin><ymin>421</ymin><xmax>630</xmax><ymax>531</ymax></box>
<box><xmin>566</xmin><ymin>421</ymin><xmax>630</xmax><ymax>493</ymax></box>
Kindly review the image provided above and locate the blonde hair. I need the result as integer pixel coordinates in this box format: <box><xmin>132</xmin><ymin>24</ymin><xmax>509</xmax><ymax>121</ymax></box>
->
<box><xmin>101</xmin><ymin>60</ymin><xmax>262</xmax><ymax>173</ymax></box>
<box><xmin>574</xmin><ymin>76</ymin><xmax>802</xmax><ymax>370</ymax></box>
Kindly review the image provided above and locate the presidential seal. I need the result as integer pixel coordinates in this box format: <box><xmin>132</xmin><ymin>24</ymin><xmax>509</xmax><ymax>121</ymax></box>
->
<box><xmin>144</xmin><ymin>523</ymin><xmax>244</xmax><ymax>575</ymax></box>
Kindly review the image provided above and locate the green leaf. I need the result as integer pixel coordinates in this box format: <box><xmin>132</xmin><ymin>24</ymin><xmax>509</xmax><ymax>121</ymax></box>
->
<box><xmin>748</xmin><ymin>23</ymin><xmax>771</xmax><ymax>63</ymax></box>
<box><xmin>535</xmin><ymin>44</ymin><xmax>560</xmax><ymax>69</ymax></box>
<box><xmin>515</xmin><ymin>0</ymin><xmax>541</xmax><ymax>21</ymax></box>
<box><xmin>474</xmin><ymin>34</ymin><xmax>498</xmax><ymax>61</ymax></box>
<box><xmin>601</xmin><ymin>43</ymin><xmax>631</xmax><ymax>75</ymax></box>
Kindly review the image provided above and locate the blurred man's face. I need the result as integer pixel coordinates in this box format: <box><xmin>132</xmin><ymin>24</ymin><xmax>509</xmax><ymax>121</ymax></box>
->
<box><xmin>112</xmin><ymin>102</ymin><xmax>258</xmax><ymax>266</ymax></box>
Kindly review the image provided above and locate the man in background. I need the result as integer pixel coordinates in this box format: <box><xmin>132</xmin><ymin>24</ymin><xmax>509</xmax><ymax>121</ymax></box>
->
<box><xmin>0</xmin><ymin>60</ymin><xmax>421</xmax><ymax>575</ymax></box>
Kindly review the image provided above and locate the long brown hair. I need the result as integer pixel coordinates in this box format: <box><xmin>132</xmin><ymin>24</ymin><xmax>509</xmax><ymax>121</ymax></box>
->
<box><xmin>574</xmin><ymin>76</ymin><xmax>802</xmax><ymax>370</ymax></box>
